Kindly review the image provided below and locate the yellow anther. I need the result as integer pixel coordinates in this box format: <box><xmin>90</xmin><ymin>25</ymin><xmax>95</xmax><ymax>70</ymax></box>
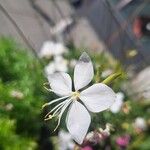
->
<box><xmin>44</xmin><ymin>115</ymin><xmax>53</xmax><ymax>121</ymax></box>
<box><xmin>42</xmin><ymin>103</ymin><xmax>49</xmax><ymax>109</ymax></box>
<box><xmin>72</xmin><ymin>91</ymin><xmax>80</xmax><ymax>99</ymax></box>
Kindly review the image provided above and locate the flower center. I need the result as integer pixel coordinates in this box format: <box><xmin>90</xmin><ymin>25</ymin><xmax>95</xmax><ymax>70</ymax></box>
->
<box><xmin>72</xmin><ymin>91</ymin><xmax>80</xmax><ymax>100</ymax></box>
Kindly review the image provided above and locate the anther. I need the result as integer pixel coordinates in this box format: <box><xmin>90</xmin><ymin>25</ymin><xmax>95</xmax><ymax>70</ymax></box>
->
<box><xmin>44</xmin><ymin>115</ymin><xmax>53</xmax><ymax>121</ymax></box>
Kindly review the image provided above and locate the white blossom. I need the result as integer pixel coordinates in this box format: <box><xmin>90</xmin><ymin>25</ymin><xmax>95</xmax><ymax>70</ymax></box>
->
<box><xmin>134</xmin><ymin>117</ymin><xmax>147</xmax><ymax>131</ymax></box>
<box><xmin>58</xmin><ymin>130</ymin><xmax>75</xmax><ymax>150</ymax></box>
<box><xmin>5</xmin><ymin>103</ymin><xmax>14</xmax><ymax>111</ymax></box>
<box><xmin>43</xmin><ymin>52</ymin><xmax>116</xmax><ymax>144</ymax></box>
<box><xmin>110</xmin><ymin>92</ymin><xmax>124</xmax><ymax>113</ymax></box>
<box><xmin>146</xmin><ymin>23</ymin><xmax>150</xmax><ymax>31</ymax></box>
<box><xmin>10</xmin><ymin>90</ymin><xmax>24</xmax><ymax>99</ymax></box>
<box><xmin>39</xmin><ymin>41</ymin><xmax>68</xmax><ymax>58</ymax></box>
<box><xmin>69</xmin><ymin>59</ymin><xmax>77</xmax><ymax>68</ymax></box>
<box><xmin>44</xmin><ymin>56</ymin><xmax>68</xmax><ymax>75</ymax></box>
<box><xmin>86</xmin><ymin>131</ymin><xmax>94</xmax><ymax>141</ymax></box>
<box><xmin>50</xmin><ymin>18</ymin><xmax>73</xmax><ymax>35</ymax></box>
<box><xmin>86</xmin><ymin>123</ymin><xmax>113</xmax><ymax>143</ymax></box>
<box><xmin>98</xmin><ymin>123</ymin><xmax>113</xmax><ymax>137</ymax></box>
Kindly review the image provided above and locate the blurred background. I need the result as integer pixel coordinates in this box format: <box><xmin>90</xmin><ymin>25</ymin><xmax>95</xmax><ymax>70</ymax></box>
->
<box><xmin>0</xmin><ymin>0</ymin><xmax>150</xmax><ymax>150</ymax></box>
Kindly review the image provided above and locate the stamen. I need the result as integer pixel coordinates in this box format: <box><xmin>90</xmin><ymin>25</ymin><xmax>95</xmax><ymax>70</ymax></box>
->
<box><xmin>54</xmin><ymin>98</ymin><xmax>72</xmax><ymax>131</ymax></box>
<box><xmin>44</xmin><ymin>115</ymin><xmax>54</xmax><ymax>121</ymax></box>
<box><xmin>44</xmin><ymin>100</ymin><xmax>68</xmax><ymax>118</ymax></box>
<box><xmin>43</xmin><ymin>86</ymin><xmax>56</xmax><ymax>93</ymax></box>
<box><xmin>50</xmin><ymin>99</ymin><xmax>68</xmax><ymax>114</ymax></box>
<box><xmin>52</xmin><ymin>101</ymin><xmax>66</xmax><ymax>117</ymax></box>
<box><xmin>43</xmin><ymin>82</ymin><xmax>53</xmax><ymax>92</ymax></box>
<box><xmin>71</xmin><ymin>91</ymin><xmax>80</xmax><ymax>99</ymax></box>
<box><xmin>42</xmin><ymin>95</ymin><xmax>69</xmax><ymax>109</ymax></box>
<box><xmin>50</xmin><ymin>100</ymin><xmax>68</xmax><ymax>113</ymax></box>
<box><xmin>46</xmin><ymin>98</ymin><xmax>70</xmax><ymax>119</ymax></box>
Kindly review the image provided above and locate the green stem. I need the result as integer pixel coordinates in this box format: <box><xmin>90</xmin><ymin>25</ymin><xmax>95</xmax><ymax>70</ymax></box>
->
<box><xmin>102</xmin><ymin>73</ymin><xmax>122</xmax><ymax>85</ymax></box>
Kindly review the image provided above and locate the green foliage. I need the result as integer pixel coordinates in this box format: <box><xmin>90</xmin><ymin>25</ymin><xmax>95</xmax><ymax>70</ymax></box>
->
<box><xmin>0</xmin><ymin>117</ymin><xmax>37</xmax><ymax>150</ymax></box>
<box><xmin>0</xmin><ymin>38</ymin><xmax>48</xmax><ymax>149</ymax></box>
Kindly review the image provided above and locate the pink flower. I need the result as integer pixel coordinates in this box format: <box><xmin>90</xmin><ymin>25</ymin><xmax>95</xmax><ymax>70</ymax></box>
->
<box><xmin>116</xmin><ymin>135</ymin><xmax>130</xmax><ymax>148</ymax></box>
<box><xmin>81</xmin><ymin>146</ymin><xmax>93</xmax><ymax>150</ymax></box>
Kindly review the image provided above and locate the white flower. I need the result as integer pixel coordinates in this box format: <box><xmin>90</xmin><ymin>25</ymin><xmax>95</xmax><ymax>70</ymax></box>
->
<box><xmin>69</xmin><ymin>59</ymin><xmax>77</xmax><ymax>68</ymax></box>
<box><xmin>44</xmin><ymin>62</ymin><xmax>55</xmax><ymax>75</ymax></box>
<box><xmin>146</xmin><ymin>23</ymin><xmax>150</xmax><ymax>31</ymax></box>
<box><xmin>58</xmin><ymin>130</ymin><xmax>75</xmax><ymax>150</ymax></box>
<box><xmin>98</xmin><ymin>123</ymin><xmax>113</xmax><ymax>137</ymax></box>
<box><xmin>5</xmin><ymin>103</ymin><xmax>14</xmax><ymax>111</ymax></box>
<box><xmin>44</xmin><ymin>56</ymin><xmax>68</xmax><ymax>75</ymax></box>
<box><xmin>43</xmin><ymin>52</ymin><xmax>116</xmax><ymax>144</ymax></box>
<box><xmin>134</xmin><ymin>117</ymin><xmax>147</xmax><ymax>131</ymax></box>
<box><xmin>10</xmin><ymin>90</ymin><xmax>24</xmax><ymax>99</ymax></box>
<box><xmin>50</xmin><ymin>18</ymin><xmax>73</xmax><ymax>35</ymax></box>
<box><xmin>86</xmin><ymin>131</ymin><xmax>94</xmax><ymax>141</ymax></box>
<box><xmin>85</xmin><ymin>124</ymin><xmax>113</xmax><ymax>144</ymax></box>
<box><xmin>39</xmin><ymin>41</ymin><xmax>68</xmax><ymax>58</ymax></box>
<box><xmin>110</xmin><ymin>92</ymin><xmax>124</xmax><ymax>113</ymax></box>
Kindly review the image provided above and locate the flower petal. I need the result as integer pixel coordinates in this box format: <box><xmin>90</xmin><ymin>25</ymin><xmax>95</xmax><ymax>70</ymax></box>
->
<box><xmin>74</xmin><ymin>52</ymin><xmax>94</xmax><ymax>91</ymax></box>
<box><xmin>66</xmin><ymin>101</ymin><xmax>91</xmax><ymax>144</ymax></box>
<box><xmin>48</xmin><ymin>72</ymin><xmax>72</xmax><ymax>96</ymax></box>
<box><xmin>80</xmin><ymin>83</ymin><xmax>116</xmax><ymax>112</ymax></box>
<box><xmin>110</xmin><ymin>92</ymin><xmax>124</xmax><ymax>113</ymax></box>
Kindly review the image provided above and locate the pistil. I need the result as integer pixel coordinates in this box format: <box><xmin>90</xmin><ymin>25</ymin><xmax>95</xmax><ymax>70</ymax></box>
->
<box><xmin>72</xmin><ymin>91</ymin><xmax>80</xmax><ymax>100</ymax></box>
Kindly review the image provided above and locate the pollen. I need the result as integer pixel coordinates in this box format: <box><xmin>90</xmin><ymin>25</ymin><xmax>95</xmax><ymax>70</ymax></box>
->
<box><xmin>72</xmin><ymin>91</ymin><xmax>80</xmax><ymax>100</ymax></box>
<box><xmin>44</xmin><ymin>115</ymin><xmax>53</xmax><ymax>121</ymax></box>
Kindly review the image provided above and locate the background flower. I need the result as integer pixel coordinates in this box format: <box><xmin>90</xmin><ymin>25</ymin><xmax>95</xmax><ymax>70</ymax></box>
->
<box><xmin>116</xmin><ymin>135</ymin><xmax>130</xmax><ymax>148</ymax></box>
<box><xmin>110</xmin><ymin>92</ymin><xmax>124</xmax><ymax>113</ymax></box>
<box><xmin>44</xmin><ymin>56</ymin><xmax>68</xmax><ymax>75</ymax></box>
<box><xmin>39</xmin><ymin>41</ymin><xmax>68</xmax><ymax>58</ymax></box>
<box><xmin>58</xmin><ymin>130</ymin><xmax>75</xmax><ymax>150</ymax></box>
<box><xmin>133</xmin><ymin>117</ymin><xmax>147</xmax><ymax>132</ymax></box>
